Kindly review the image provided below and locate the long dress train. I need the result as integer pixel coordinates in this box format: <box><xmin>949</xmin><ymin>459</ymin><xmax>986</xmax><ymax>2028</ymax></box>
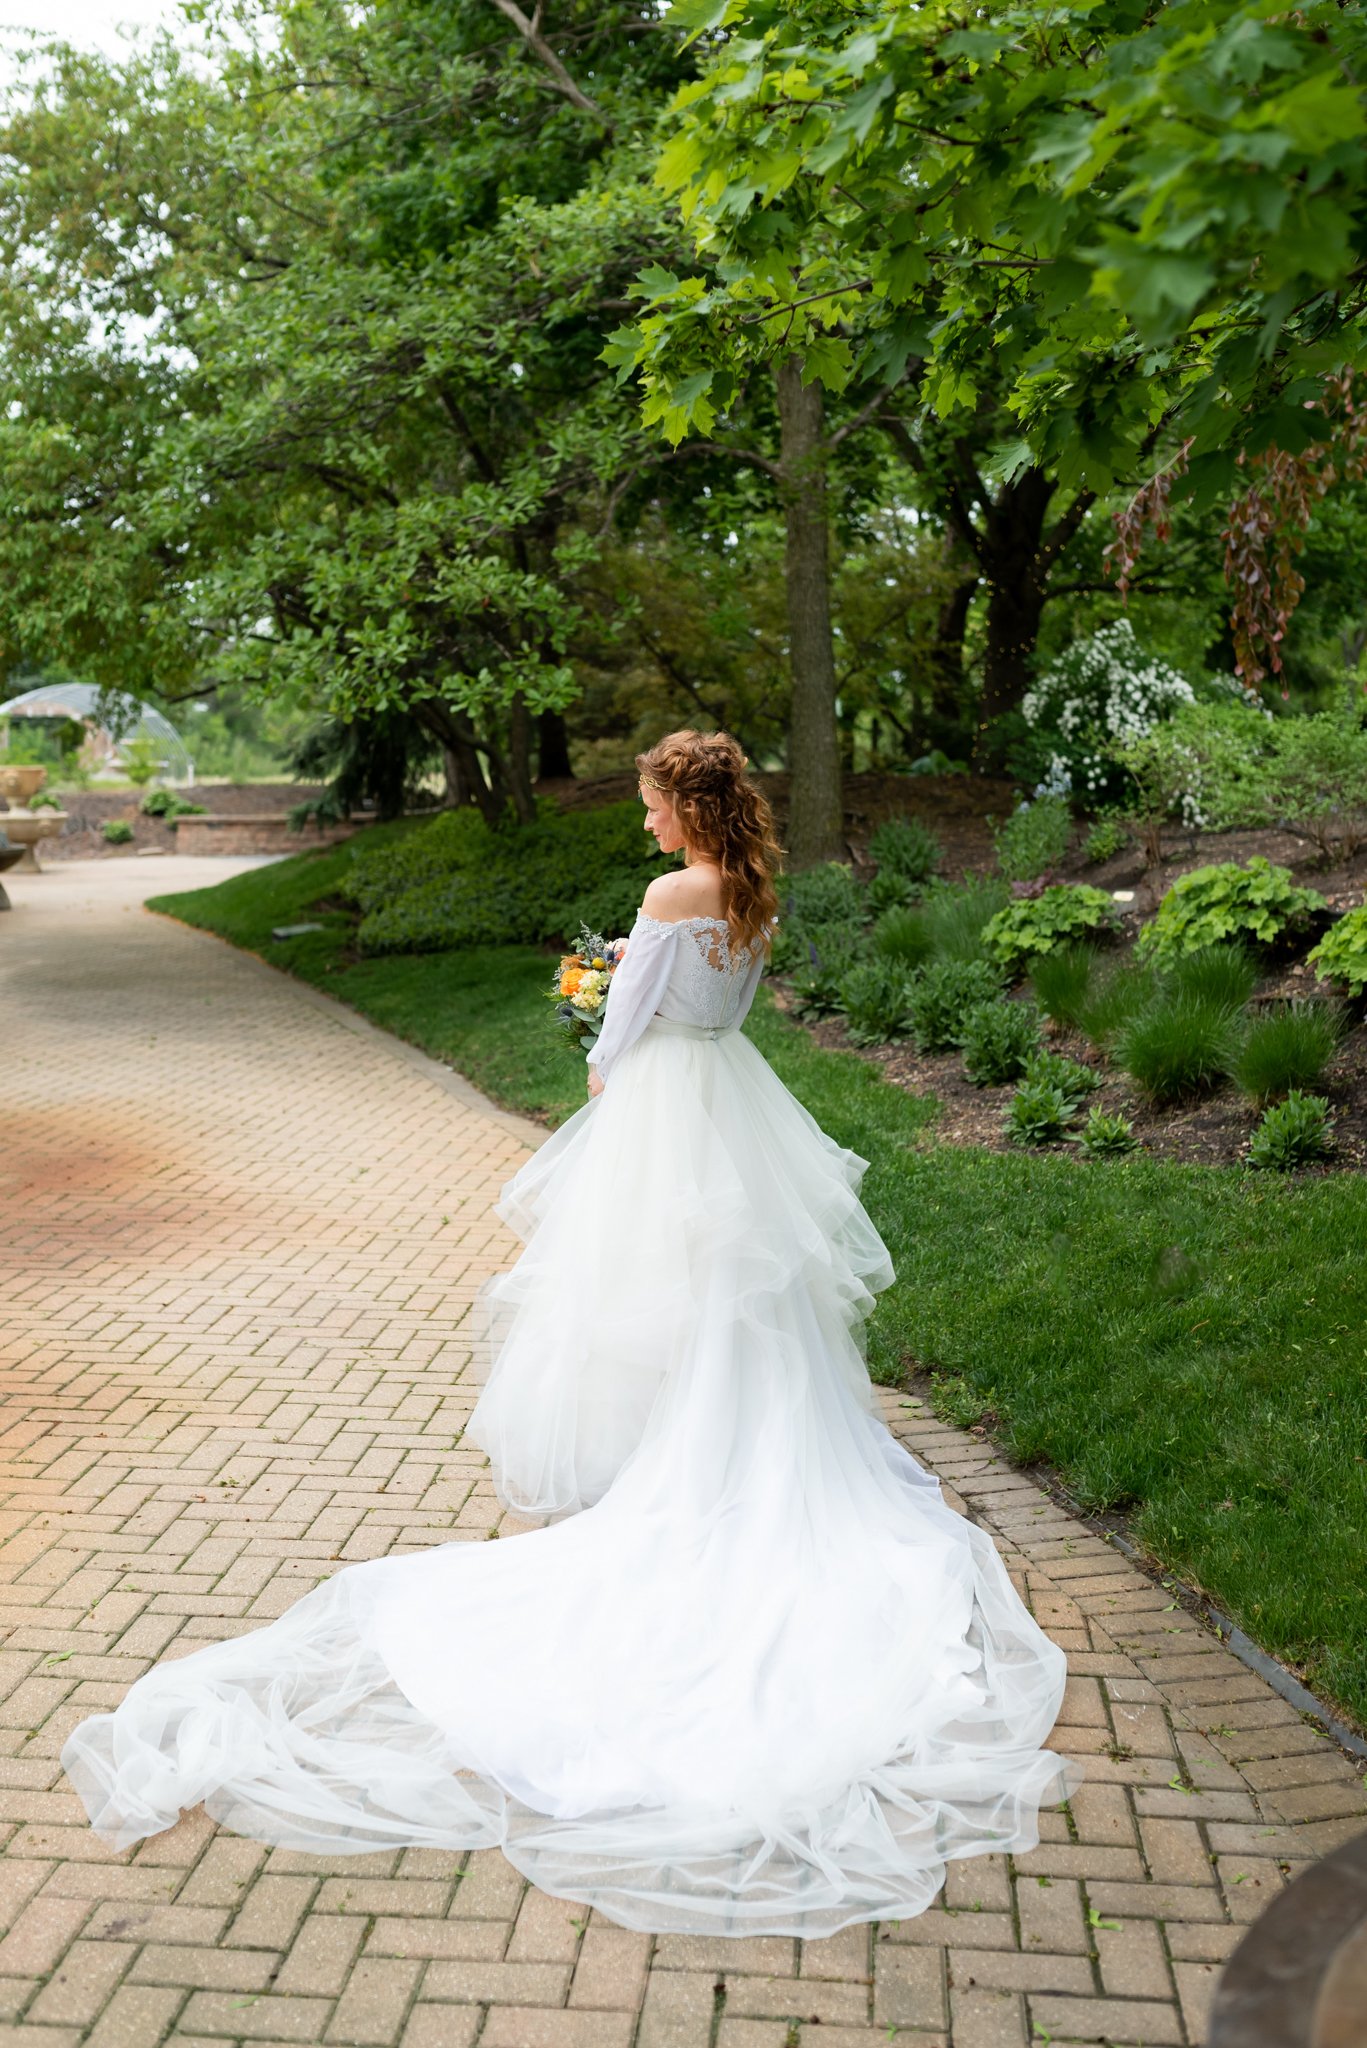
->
<box><xmin>60</xmin><ymin>907</ymin><xmax>1079</xmax><ymax>1937</ymax></box>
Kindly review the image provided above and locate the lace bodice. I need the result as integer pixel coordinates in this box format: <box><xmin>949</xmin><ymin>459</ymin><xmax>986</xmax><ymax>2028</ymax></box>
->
<box><xmin>588</xmin><ymin>910</ymin><xmax>765</xmax><ymax>1082</ymax></box>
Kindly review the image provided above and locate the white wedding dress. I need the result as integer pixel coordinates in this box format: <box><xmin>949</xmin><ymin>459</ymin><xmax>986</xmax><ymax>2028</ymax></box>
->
<box><xmin>61</xmin><ymin>908</ymin><xmax>1078</xmax><ymax>1936</ymax></box>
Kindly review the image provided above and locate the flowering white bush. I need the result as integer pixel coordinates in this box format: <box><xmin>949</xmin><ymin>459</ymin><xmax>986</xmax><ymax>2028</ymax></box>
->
<box><xmin>1022</xmin><ymin>619</ymin><xmax>1200</xmax><ymax>805</ymax></box>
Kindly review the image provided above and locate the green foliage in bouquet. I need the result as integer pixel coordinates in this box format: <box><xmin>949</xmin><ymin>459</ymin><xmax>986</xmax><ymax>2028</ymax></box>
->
<box><xmin>1248</xmin><ymin>1091</ymin><xmax>1335</xmax><ymax>1171</ymax></box>
<box><xmin>1136</xmin><ymin>858</ymin><xmax>1325</xmax><ymax>963</ymax></box>
<box><xmin>982</xmin><ymin>885</ymin><xmax>1119</xmax><ymax>978</ymax></box>
<box><xmin>548</xmin><ymin>924</ymin><xmax>624</xmax><ymax>1054</ymax></box>
<box><xmin>1308</xmin><ymin>906</ymin><xmax>1367</xmax><ymax>997</ymax></box>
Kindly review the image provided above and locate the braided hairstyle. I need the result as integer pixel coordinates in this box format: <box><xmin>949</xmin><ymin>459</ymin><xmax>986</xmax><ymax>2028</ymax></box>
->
<box><xmin>635</xmin><ymin>730</ymin><xmax>781</xmax><ymax>953</ymax></box>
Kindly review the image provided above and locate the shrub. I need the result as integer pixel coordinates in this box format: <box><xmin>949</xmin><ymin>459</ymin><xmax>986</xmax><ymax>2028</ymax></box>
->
<box><xmin>1166</xmin><ymin>943</ymin><xmax>1260</xmax><ymax>1014</ymax></box>
<box><xmin>982</xmin><ymin>884</ymin><xmax>1120</xmax><ymax>978</ymax></box>
<box><xmin>1029</xmin><ymin>943</ymin><xmax>1100</xmax><ymax>1030</ymax></box>
<box><xmin>1111</xmin><ymin>699</ymin><xmax>1273</xmax><ymax>857</ymax></box>
<box><xmin>919</xmin><ymin>876</ymin><xmax>1011</xmax><ymax>964</ymax></box>
<box><xmin>101</xmin><ymin>819</ymin><xmax>134</xmax><ymax>845</ymax></box>
<box><xmin>787</xmin><ymin>920</ymin><xmax>871</xmax><ymax>1017</ymax></box>
<box><xmin>1076</xmin><ymin>955</ymin><xmax>1161</xmax><ymax>1048</ymax></box>
<box><xmin>1020</xmin><ymin>618</ymin><xmax>1202</xmax><ymax>806</ymax></box>
<box><xmin>868</xmin><ymin>816</ymin><xmax>941</xmax><ymax>890</ymax></box>
<box><xmin>1258</xmin><ymin>712</ymin><xmax>1367</xmax><ymax>863</ymax></box>
<box><xmin>838</xmin><ymin>960</ymin><xmax>917</xmax><ymax>1045</ymax></box>
<box><xmin>1136</xmin><ymin>857</ymin><xmax>1325</xmax><ymax>963</ymax></box>
<box><xmin>353</xmin><ymin>801</ymin><xmax>673</xmax><ymax>956</ymax></box>
<box><xmin>904</xmin><ymin>959</ymin><xmax>1005</xmax><ymax>1052</ymax></box>
<box><xmin>1115</xmin><ymin>995</ymin><xmax>1243</xmax><ymax>1104</ymax></box>
<box><xmin>1074</xmin><ymin>1108</ymin><xmax>1138</xmax><ymax>1158</ymax></box>
<box><xmin>1083</xmin><ymin>817</ymin><xmax>1130</xmax><ymax>865</ymax></box>
<box><xmin>993</xmin><ymin>794</ymin><xmax>1073</xmax><ymax>882</ymax></box>
<box><xmin>873</xmin><ymin>906</ymin><xmax>934</xmax><ymax>969</ymax></box>
<box><xmin>957</xmin><ymin>999</ymin><xmax>1042</xmax><ymax>1085</ymax></box>
<box><xmin>779</xmin><ymin>862</ymin><xmax>867</xmax><ymax>931</ymax></box>
<box><xmin>118</xmin><ymin>735</ymin><xmax>162</xmax><ymax>787</ymax></box>
<box><xmin>1005</xmin><ymin>1080</ymin><xmax>1074</xmax><ymax>1148</ymax></box>
<box><xmin>1020</xmin><ymin>1048</ymin><xmax>1101</xmax><ymax>1112</ymax></box>
<box><xmin>141</xmin><ymin>789</ymin><xmax>206</xmax><ymax>820</ymax></box>
<box><xmin>1232</xmin><ymin>1002</ymin><xmax>1343</xmax><ymax>1107</ymax></box>
<box><xmin>1309</xmin><ymin>906</ymin><xmax>1367</xmax><ymax>996</ymax></box>
<box><xmin>1248</xmin><ymin>1091</ymin><xmax>1334</xmax><ymax>1170</ymax></box>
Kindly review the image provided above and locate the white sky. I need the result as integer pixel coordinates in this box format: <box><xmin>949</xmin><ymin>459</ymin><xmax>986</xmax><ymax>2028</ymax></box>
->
<box><xmin>0</xmin><ymin>1</ymin><xmax>191</xmax><ymax>84</ymax></box>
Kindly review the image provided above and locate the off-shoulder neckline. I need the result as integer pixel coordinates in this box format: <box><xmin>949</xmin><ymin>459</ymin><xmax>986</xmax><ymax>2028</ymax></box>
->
<box><xmin>635</xmin><ymin>910</ymin><xmax>729</xmax><ymax>931</ymax></box>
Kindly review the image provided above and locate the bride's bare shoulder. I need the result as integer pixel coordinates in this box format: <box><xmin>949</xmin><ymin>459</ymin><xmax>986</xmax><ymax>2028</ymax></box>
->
<box><xmin>641</xmin><ymin>869</ymin><xmax>725</xmax><ymax>924</ymax></box>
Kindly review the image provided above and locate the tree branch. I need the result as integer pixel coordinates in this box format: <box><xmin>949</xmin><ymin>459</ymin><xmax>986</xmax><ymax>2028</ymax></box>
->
<box><xmin>484</xmin><ymin>0</ymin><xmax>614</xmax><ymax>130</ymax></box>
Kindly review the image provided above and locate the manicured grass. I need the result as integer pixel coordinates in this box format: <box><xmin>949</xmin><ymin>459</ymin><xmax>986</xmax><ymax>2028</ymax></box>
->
<box><xmin>751</xmin><ymin>997</ymin><xmax>1367</xmax><ymax>1726</ymax></box>
<box><xmin>153</xmin><ymin>838</ymin><xmax>1367</xmax><ymax>1729</ymax></box>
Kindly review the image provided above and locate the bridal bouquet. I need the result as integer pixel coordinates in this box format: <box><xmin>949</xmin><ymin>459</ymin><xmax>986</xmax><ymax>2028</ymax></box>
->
<box><xmin>550</xmin><ymin>925</ymin><xmax>627</xmax><ymax>1052</ymax></box>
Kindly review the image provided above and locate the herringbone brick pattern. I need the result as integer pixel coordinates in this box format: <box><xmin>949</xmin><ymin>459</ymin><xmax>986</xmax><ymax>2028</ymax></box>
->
<box><xmin>0</xmin><ymin>857</ymin><xmax>1362</xmax><ymax>2048</ymax></box>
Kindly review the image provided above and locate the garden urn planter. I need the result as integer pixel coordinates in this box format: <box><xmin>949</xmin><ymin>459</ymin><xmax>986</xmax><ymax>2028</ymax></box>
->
<box><xmin>0</xmin><ymin>764</ymin><xmax>47</xmax><ymax>805</ymax></box>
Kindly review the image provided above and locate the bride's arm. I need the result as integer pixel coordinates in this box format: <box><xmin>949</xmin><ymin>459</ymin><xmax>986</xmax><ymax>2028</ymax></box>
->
<box><xmin>586</xmin><ymin>911</ymin><xmax>680</xmax><ymax>1090</ymax></box>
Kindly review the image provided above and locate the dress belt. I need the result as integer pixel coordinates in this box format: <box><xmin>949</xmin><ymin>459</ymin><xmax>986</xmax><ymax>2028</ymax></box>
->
<box><xmin>647</xmin><ymin>1014</ymin><xmax>741</xmax><ymax>1042</ymax></box>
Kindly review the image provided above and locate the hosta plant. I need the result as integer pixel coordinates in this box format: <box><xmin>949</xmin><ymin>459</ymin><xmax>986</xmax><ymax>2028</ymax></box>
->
<box><xmin>1005</xmin><ymin>1080</ymin><xmax>1075</xmax><ymax>1148</ymax></box>
<box><xmin>1073</xmin><ymin>1108</ymin><xmax>1139</xmax><ymax>1158</ymax></box>
<box><xmin>1308</xmin><ymin>906</ymin><xmax>1367</xmax><ymax>997</ymax></box>
<box><xmin>982</xmin><ymin>885</ymin><xmax>1120</xmax><ymax>978</ymax></box>
<box><xmin>1247</xmin><ymin>1091</ymin><xmax>1335</xmax><ymax>1171</ymax></box>
<box><xmin>1020</xmin><ymin>1049</ymin><xmax>1102</xmax><ymax>1113</ymax></box>
<box><xmin>1136</xmin><ymin>857</ymin><xmax>1324</xmax><ymax>962</ymax></box>
<box><xmin>956</xmin><ymin>999</ymin><xmax>1042</xmax><ymax>1086</ymax></box>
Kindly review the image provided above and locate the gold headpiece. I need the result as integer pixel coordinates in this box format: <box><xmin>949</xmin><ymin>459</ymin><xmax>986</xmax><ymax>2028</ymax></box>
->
<box><xmin>639</xmin><ymin>774</ymin><xmax>670</xmax><ymax>793</ymax></box>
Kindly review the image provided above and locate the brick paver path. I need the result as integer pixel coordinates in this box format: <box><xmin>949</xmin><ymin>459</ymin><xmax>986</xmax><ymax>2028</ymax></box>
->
<box><xmin>2</xmin><ymin>858</ymin><xmax>1363</xmax><ymax>2048</ymax></box>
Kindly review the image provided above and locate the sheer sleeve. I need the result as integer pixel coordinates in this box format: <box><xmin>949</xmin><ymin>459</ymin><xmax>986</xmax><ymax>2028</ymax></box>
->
<box><xmin>587</xmin><ymin>914</ymin><xmax>680</xmax><ymax>1085</ymax></box>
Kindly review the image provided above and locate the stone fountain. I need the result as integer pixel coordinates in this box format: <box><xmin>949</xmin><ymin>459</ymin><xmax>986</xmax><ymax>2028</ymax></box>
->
<box><xmin>0</xmin><ymin>765</ymin><xmax>67</xmax><ymax>873</ymax></box>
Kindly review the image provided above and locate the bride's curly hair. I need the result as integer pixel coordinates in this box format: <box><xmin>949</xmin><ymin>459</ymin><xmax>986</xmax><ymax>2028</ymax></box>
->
<box><xmin>636</xmin><ymin>730</ymin><xmax>782</xmax><ymax>953</ymax></box>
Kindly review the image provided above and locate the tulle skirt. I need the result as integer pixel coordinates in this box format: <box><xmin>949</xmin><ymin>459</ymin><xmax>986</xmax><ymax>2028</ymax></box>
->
<box><xmin>60</xmin><ymin>1020</ymin><xmax>1079</xmax><ymax>1936</ymax></box>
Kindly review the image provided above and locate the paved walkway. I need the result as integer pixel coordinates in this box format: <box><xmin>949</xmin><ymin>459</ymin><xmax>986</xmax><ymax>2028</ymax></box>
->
<box><xmin>1</xmin><ymin>858</ymin><xmax>1363</xmax><ymax>2048</ymax></box>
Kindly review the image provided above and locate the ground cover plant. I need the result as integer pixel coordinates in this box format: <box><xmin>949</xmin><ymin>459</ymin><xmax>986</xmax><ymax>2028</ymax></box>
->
<box><xmin>1138</xmin><ymin>856</ymin><xmax>1325</xmax><ymax>961</ymax></box>
<box><xmin>981</xmin><ymin>884</ymin><xmax>1120</xmax><ymax>977</ymax></box>
<box><xmin>152</xmin><ymin>836</ymin><xmax>1367</xmax><ymax>1729</ymax></box>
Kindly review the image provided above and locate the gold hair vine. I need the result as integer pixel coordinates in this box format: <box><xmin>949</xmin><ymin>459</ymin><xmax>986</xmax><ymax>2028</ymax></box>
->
<box><xmin>639</xmin><ymin>774</ymin><xmax>669</xmax><ymax>793</ymax></box>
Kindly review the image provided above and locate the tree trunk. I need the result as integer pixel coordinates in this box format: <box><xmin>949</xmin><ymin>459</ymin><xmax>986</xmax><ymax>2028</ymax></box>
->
<box><xmin>536</xmin><ymin>706</ymin><xmax>573</xmax><ymax>780</ymax></box>
<box><xmin>977</xmin><ymin>467</ymin><xmax>1055</xmax><ymax>724</ymax></box>
<box><xmin>506</xmin><ymin>692</ymin><xmax>536</xmax><ymax>823</ymax></box>
<box><xmin>776</xmin><ymin>357</ymin><xmax>843</xmax><ymax>869</ymax></box>
<box><xmin>929</xmin><ymin>542</ymin><xmax>979</xmax><ymax>723</ymax></box>
<box><xmin>417</xmin><ymin>703</ymin><xmax>503</xmax><ymax>824</ymax></box>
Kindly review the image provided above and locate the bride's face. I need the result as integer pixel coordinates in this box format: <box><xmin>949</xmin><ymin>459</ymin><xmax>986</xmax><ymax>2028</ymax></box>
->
<box><xmin>641</xmin><ymin>783</ymin><xmax>689</xmax><ymax>855</ymax></box>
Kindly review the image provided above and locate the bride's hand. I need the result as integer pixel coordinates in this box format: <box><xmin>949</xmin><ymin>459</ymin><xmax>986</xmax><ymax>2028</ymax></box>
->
<box><xmin>587</xmin><ymin>1069</ymin><xmax>604</xmax><ymax>1098</ymax></box>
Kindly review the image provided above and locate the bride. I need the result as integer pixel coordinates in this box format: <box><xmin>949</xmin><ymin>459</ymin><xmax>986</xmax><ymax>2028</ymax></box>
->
<box><xmin>61</xmin><ymin>728</ymin><xmax>1078</xmax><ymax>1937</ymax></box>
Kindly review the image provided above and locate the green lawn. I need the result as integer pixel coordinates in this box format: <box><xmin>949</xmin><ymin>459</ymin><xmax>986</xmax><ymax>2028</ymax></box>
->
<box><xmin>152</xmin><ymin>838</ymin><xmax>1367</xmax><ymax>1730</ymax></box>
